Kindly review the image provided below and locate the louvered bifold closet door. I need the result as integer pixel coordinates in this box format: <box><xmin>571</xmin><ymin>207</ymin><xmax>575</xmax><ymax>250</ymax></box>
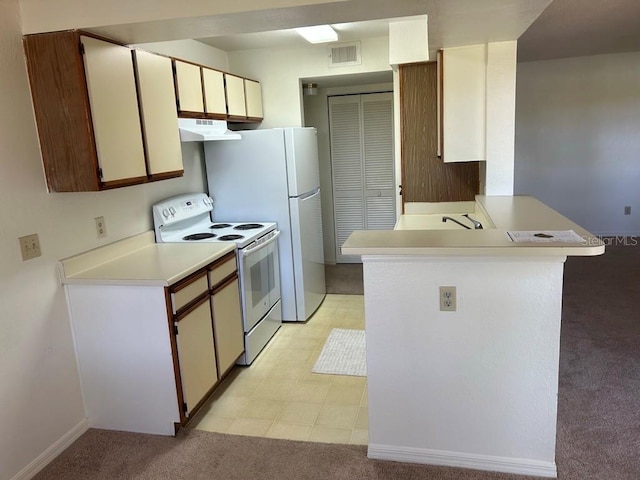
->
<box><xmin>329</xmin><ymin>93</ymin><xmax>395</xmax><ymax>263</ymax></box>
<box><xmin>329</xmin><ymin>96</ymin><xmax>363</xmax><ymax>263</ymax></box>
<box><xmin>363</xmin><ymin>93</ymin><xmax>395</xmax><ymax>231</ymax></box>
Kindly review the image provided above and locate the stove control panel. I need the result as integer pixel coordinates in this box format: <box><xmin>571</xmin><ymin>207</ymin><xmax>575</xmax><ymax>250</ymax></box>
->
<box><xmin>152</xmin><ymin>193</ymin><xmax>213</xmax><ymax>228</ymax></box>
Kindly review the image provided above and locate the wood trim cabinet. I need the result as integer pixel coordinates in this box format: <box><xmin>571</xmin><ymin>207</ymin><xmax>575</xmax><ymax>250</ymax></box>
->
<box><xmin>23</xmin><ymin>31</ymin><xmax>183</xmax><ymax>192</ymax></box>
<box><xmin>173</xmin><ymin>59</ymin><xmax>205</xmax><ymax>116</ymax></box>
<box><xmin>134</xmin><ymin>50</ymin><xmax>183</xmax><ymax>178</ymax></box>
<box><xmin>202</xmin><ymin>67</ymin><xmax>227</xmax><ymax>118</ymax></box>
<box><xmin>225</xmin><ymin>73</ymin><xmax>247</xmax><ymax>119</ymax></box>
<box><xmin>209</xmin><ymin>254</ymin><xmax>244</xmax><ymax>376</ymax></box>
<box><xmin>244</xmin><ymin>79</ymin><xmax>263</xmax><ymax>120</ymax></box>
<box><xmin>400</xmin><ymin>62</ymin><xmax>479</xmax><ymax>203</ymax></box>
<box><xmin>170</xmin><ymin>272</ymin><xmax>217</xmax><ymax>419</ymax></box>
<box><xmin>64</xmin><ymin>250</ymin><xmax>244</xmax><ymax>435</ymax></box>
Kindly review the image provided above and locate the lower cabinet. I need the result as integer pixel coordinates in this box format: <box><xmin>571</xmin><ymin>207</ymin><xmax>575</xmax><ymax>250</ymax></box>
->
<box><xmin>173</xmin><ymin>296</ymin><xmax>218</xmax><ymax>416</ymax></box>
<box><xmin>65</xmin><ymin>251</ymin><xmax>243</xmax><ymax>435</ymax></box>
<box><xmin>212</xmin><ymin>277</ymin><xmax>244</xmax><ymax>375</ymax></box>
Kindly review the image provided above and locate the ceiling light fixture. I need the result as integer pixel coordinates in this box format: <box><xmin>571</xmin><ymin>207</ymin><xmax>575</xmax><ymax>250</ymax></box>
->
<box><xmin>295</xmin><ymin>25</ymin><xmax>338</xmax><ymax>44</ymax></box>
<box><xmin>302</xmin><ymin>83</ymin><xmax>318</xmax><ymax>96</ymax></box>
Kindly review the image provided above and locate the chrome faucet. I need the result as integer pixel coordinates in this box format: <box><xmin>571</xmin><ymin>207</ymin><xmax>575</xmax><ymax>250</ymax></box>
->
<box><xmin>442</xmin><ymin>216</ymin><xmax>471</xmax><ymax>229</ymax></box>
<box><xmin>463</xmin><ymin>213</ymin><xmax>483</xmax><ymax>230</ymax></box>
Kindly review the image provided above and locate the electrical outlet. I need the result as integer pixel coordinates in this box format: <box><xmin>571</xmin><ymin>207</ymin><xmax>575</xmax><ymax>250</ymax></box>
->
<box><xmin>95</xmin><ymin>216</ymin><xmax>107</xmax><ymax>238</ymax></box>
<box><xmin>624</xmin><ymin>206</ymin><xmax>631</xmax><ymax>215</ymax></box>
<box><xmin>19</xmin><ymin>233</ymin><xmax>42</xmax><ymax>261</ymax></box>
<box><xmin>439</xmin><ymin>286</ymin><xmax>456</xmax><ymax>312</ymax></box>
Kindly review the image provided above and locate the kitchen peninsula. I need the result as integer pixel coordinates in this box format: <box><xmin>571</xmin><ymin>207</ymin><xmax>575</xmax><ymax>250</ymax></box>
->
<box><xmin>342</xmin><ymin>196</ymin><xmax>604</xmax><ymax>478</ymax></box>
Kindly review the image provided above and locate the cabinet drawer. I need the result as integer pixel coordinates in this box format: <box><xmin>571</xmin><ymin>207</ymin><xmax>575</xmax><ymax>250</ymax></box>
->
<box><xmin>209</xmin><ymin>257</ymin><xmax>237</xmax><ymax>287</ymax></box>
<box><xmin>172</xmin><ymin>275</ymin><xmax>208</xmax><ymax>313</ymax></box>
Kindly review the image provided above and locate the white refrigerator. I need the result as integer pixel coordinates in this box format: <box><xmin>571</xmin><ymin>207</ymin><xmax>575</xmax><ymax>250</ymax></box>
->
<box><xmin>204</xmin><ymin>127</ymin><xmax>326</xmax><ymax>322</ymax></box>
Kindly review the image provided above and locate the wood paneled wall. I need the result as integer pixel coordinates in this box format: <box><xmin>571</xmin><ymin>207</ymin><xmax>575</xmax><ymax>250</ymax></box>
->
<box><xmin>400</xmin><ymin>62</ymin><xmax>479</xmax><ymax>206</ymax></box>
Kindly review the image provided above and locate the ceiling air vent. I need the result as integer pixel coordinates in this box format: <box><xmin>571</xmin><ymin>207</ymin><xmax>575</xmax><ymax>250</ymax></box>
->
<box><xmin>328</xmin><ymin>42</ymin><xmax>361</xmax><ymax>68</ymax></box>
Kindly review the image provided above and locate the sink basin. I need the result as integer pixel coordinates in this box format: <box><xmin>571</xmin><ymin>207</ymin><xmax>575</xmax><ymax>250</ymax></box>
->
<box><xmin>394</xmin><ymin>212</ymin><xmax>493</xmax><ymax>231</ymax></box>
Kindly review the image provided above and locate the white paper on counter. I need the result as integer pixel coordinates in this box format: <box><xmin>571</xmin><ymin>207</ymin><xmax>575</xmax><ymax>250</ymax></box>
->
<box><xmin>506</xmin><ymin>230</ymin><xmax>585</xmax><ymax>243</ymax></box>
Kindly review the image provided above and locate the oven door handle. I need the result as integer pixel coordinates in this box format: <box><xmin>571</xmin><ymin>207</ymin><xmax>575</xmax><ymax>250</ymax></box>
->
<box><xmin>241</xmin><ymin>230</ymin><xmax>281</xmax><ymax>256</ymax></box>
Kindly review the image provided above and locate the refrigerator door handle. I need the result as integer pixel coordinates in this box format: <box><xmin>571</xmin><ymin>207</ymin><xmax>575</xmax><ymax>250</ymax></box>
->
<box><xmin>296</xmin><ymin>188</ymin><xmax>320</xmax><ymax>201</ymax></box>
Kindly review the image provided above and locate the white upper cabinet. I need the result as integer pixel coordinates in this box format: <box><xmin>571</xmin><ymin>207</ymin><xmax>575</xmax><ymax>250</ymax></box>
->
<box><xmin>225</xmin><ymin>74</ymin><xmax>247</xmax><ymax>118</ymax></box>
<box><xmin>81</xmin><ymin>35</ymin><xmax>147</xmax><ymax>183</ymax></box>
<box><xmin>174</xmin><ymin>60</ymin><xmax>204</xmax><ymax>114</ymax></box>
<box><xmin>134</xmin><ymin>50</ymin><xmax>183</xmax><ymax>176</ymax></box>
<box><xmin>244</xmin><ymin>79</ymin><xmax>263</xmax><ymax>119</ymax></box>
<box><xmin>202</xmin><ymin>68</ymin><xmax>227</xmax><ymax>116</ymax></box>
<box><xmin>441</xmin><ymin>44</ymin><xmax>487</xmax><ymax>163</ymax></box>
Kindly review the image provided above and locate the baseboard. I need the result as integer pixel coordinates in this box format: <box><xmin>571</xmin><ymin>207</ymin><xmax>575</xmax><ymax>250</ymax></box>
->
<box><xmin>368</xmin><ymin>443</ymin><xmax>557</xmax><ymax>478</ymax></box>
<box><xmin>11</xmin><ymin>418</ymin><xmax>89</xmax><ymax>480</ymax></box>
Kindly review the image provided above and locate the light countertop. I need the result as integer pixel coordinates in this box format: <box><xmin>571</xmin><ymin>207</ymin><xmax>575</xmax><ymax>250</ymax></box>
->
<box><xmin>342</xmin><ymin>195</ymin><xmax>605</xmax><ymax>257</ymax></box>
<box><xmin>58</xmin><ymin>231</ymin><xmax>236</xmax><ymax>286</ymax></box>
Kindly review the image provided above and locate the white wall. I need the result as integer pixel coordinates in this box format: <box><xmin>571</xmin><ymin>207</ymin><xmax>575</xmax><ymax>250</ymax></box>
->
<box><xmin>364</xmin><ymin>255</ymin><xmax>563</xmax><ymax>477</ymax></box>
<box><xmin>0</xmin><ymin>8</ymin><xmax>224</xmax><ymax>478</ymax></box>
<box><xmin>515</xmin><ymin>52</ymin><xmax>640</xmax><ymax>236</ymax></box>
<box><xmin>485</xmin><ymin>40</ymin><xmax>517</xmax><ymax>196</ymax></box>
<box><xmin>303</xmin><ymin>82</ymin><xmax>393</xmax><ymax>264</ymax></box>
<box><xmin>227</xmin><ymin>36</ymin><xmax>392</xmax><ymax>128</ymax></box>
<box><xmin>133</xmin><ymin>39</ymin><xmax>229</xmax><ymax>71</ymax></box>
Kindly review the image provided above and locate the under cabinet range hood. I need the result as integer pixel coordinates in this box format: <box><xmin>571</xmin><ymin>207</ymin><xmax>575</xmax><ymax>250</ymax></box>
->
<box><xmin>177</xmin><ymin>118</ymin><xmax>241</xmax><ymax>142</ymax></box>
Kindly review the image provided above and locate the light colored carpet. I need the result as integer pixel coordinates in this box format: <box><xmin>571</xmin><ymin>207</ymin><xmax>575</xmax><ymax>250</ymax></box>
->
<box><xmin>312</xmin><ymin>328</ymin><xmax>366</xmax><ymax>376</ymax></box>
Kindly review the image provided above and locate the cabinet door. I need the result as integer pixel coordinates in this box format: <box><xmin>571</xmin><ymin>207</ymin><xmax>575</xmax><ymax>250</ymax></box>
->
<box><xmin>175</xmin><ymin>298</ymin><xmax>218</xmax><ymax>414</ymax></box>
<box><xmin>174</xmin><ymin>60</ymin><xmax>204</xmax><ymax>114</ymax></box>
<box><xmin>212</xmin><ymin>277</ymin><xmax>244</xmax><ymax>375</ymax></box>
<box><xmin>225</xmin><ymin>74</ymin><xmax>247</xmax><ymax>118</ymax></box>
<box><xmin>134</xmin><ymin>50</ymin><xmax>183</xmax><ymax>176</ymax></box>
<box><xmin>80</xmin><ymin>36</ymin><xmax>147</xmax><ymax>183</ymax></box>
<box><xmin>442</xmin><ymin>45</ymin><xmax>487</xmax><ymax>162</ymax></box>
<box><xmin>244</xmin><ymin>79</ymin><xmax>263</xmax><ymax>119</ymax></box>
<box><xmin>203</xmin><ymin>68</ymin><xmax>227</xmax><ymax>117</ymax></box>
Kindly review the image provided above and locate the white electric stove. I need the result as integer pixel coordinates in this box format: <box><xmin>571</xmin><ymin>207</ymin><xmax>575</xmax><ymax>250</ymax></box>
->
<box><xmin>152</xmin><ymin>193</ymin><xmax>281</xmax><ymax>365</ymax></box>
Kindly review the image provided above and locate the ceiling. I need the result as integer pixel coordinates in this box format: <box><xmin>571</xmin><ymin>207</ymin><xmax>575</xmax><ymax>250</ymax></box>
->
<box><xmin>517</xmin><ymin>0</ymin><xmax>640</xmax><ymax>62</ymax></box>
<box><xmin>195</xmin><ymin>0</ymin><xmax>640</xmax><ymax>63</ymax></box>
<box><xmin>91</xmin><ymin>0</ymin><xmax>551</xmax><ymax>58</ymax></box>
<box><xmin>89</xmin><ymin>0</ymin><xmax>640</xmax><ymax>74</ymax></box>
<box><xmin>198</xmin><ymin>18</ymin><xmax>391</xmax><ymax>52</ymax></box>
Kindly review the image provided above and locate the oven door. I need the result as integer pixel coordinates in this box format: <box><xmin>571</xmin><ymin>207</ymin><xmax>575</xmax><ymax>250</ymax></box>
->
<box><xmin>239</xmin><ymin>230</ymin><xmax>281</xmax><ymax>332</ymax></box>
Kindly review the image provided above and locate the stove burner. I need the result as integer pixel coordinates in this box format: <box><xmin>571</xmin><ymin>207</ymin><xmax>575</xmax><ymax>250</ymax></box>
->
<box><xmin>218</xmin><ymin>234</ymin><xmax>244</xmax><ymax>241</ymax></box>
<box><xmin>234</xmin><ymin>223</ymin><xmax>264</xmax><ymax>230</ymax></box>
<box><xmin>210</xmin><ymin>223</ymin><xmax>232</xmax><ymax>229</ymax></box>
<box><xmin>183</xmin><ymin>233</ymin><xmax>216</xmax><ymax>241</ymax></box>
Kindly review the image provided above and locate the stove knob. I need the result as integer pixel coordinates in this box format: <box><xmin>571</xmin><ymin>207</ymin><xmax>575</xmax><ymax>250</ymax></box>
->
<box><xmin>162</xmin><ymin>209</ymin><xmax>169</xmax><ymax>218</ymax></box>
<box><xmin>169</xmin><ymin>207</ymin><xmax>176</xmax><ymax>216</ymax></box>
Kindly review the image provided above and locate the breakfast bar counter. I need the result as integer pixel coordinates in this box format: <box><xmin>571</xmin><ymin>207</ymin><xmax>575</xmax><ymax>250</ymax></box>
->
<box><xmin>342</xmin><ymin>195</ymin><xmax>604</xmax><ymax>257</ymax></box>
<box><xmin>342</xmin><ymin>196</ymin><xmax>603</xmax><ymax>478</ymax></box>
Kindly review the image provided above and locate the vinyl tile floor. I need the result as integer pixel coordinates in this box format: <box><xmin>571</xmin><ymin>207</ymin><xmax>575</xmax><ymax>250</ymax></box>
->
<box><xmin>191</xmin><ymin>294</ymin><xmax>368</xmax><ymax>445</ymax></box>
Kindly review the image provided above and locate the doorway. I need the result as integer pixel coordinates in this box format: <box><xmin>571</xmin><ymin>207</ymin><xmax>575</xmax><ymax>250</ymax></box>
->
<box><xmin>328</xmin><ymin>92</ymin><xmax>395</xmax><ymax>263</ymax></box>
